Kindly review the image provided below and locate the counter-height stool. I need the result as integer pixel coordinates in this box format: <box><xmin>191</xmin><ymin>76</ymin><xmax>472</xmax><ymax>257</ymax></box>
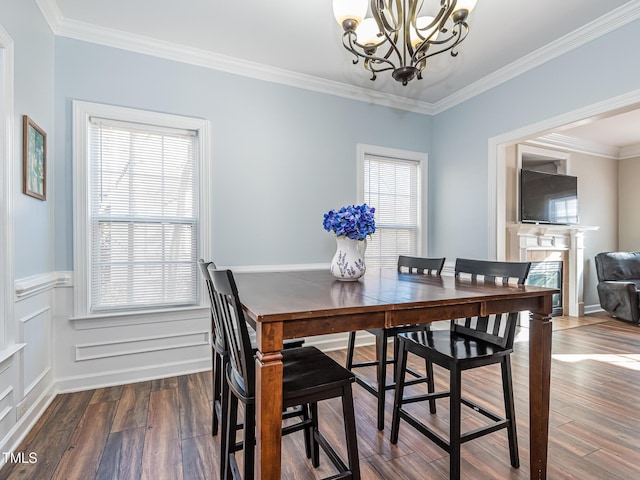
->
<box><xmin>210</xmin><ymin>267</ymin><xmax>361</xmax><ymax>480</ymax></box>
<box><xmin>390</xmin><ymin>258</ymin><xmax>531</xmax><ymax>480</ymax></box>
<box><xmin>345</xmin><ymin>255</ymin><xmax>445</xmax><ymax>430</ymax></box>
<box><xmin>198</xmin><ymin>260</ymin><xmax>306</xmax><ymax>479</ymax></box>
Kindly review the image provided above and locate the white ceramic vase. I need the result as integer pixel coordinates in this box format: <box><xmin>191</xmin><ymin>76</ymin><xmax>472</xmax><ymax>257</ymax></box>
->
<box><xmin>330</xmin><ymin>236</ymin><xmax>367</xmax><ymax>281</ymax></box>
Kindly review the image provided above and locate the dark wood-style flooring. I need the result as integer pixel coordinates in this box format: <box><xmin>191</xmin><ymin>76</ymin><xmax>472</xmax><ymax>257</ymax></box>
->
<box><xmin>2</xmin><ymin>313</ymin><xmax>640</xmax><ymax>479</ymax></box>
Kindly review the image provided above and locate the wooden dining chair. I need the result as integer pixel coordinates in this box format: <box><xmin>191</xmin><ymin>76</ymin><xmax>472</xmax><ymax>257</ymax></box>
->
<box><xmin>198</xmin><ymin>260</ymin><xmax>306</xmax><ymax>478</ymax></box>
<box><xmin>390</xmin><ymin>258</ymin><xmax>531</xmax><ymax>480</ymax></box>
<box><xmin>345</xmin><ymin>255</ymin><xmax>445</xmax><ymax>430</ymax></box>
<box><xmin>210</xmin><ymin>267</ymin><xmax>361</xmax><ymax>480</ymax></box>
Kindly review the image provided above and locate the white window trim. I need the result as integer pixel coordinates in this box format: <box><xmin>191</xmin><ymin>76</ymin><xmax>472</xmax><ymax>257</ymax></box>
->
<box><xmin>0</xmin><ymin>25</ymin><xmax>14</xmax><ymax>349</ymax></box>
<box><xmin>356</xmin><ymin>143</ymin><xmax>428</xmax><ymax>256</ymax></box>
<box><xmin>72</xmin><ymin>101</ymin><xmax>211</xmax><ymax>318</ymax></box>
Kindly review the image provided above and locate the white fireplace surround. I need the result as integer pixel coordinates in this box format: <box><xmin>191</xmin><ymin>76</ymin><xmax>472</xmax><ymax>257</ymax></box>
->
<box><xmin>507</xmin><ymin>223</ymin><xmax>598</xmax><ymax>317</ymax></box>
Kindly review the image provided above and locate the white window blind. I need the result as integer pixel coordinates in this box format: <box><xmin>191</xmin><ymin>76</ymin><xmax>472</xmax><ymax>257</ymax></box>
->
<box><xmin>88</xmin><ymin>118</ymin><xmax>199</xmax><ymax>311</ymax></box>
<box><xmin>363</xmin><ymin>154</ymin><xmax>420</xmax><ymax>268</ymax></box>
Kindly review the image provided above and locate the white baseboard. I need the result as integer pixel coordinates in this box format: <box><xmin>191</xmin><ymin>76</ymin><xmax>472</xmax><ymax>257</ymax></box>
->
<box><xmin>56</xmin><ymin>356</ymin><xmax>211</xmax><ymax>393</ymax></box>
<box><xmin>0</xmin><ymin>382</ymin><xmax>56</xmax><ymax>469</ymax></box>
<box><xmin>584</xmin><ymin>304</ymin><xmax>604</xmax><ymax>315</ymax></box>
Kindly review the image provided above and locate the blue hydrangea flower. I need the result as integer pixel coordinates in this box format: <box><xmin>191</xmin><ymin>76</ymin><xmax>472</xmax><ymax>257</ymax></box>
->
<box><xmin>323</xmin><ymin>203</ymin><xmax>376</xmax><ymax>240</ymax></box>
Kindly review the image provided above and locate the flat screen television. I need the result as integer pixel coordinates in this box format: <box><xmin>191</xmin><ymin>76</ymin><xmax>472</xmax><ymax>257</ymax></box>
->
<box><xmin>520</xmin><ymin>169</ymin><xmax>579</xmax><ymax>225</ymax></box>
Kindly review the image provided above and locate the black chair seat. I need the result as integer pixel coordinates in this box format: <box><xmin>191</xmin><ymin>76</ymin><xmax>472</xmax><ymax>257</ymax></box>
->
<box><xmin>404</xmin><ymin>330</ymin><xmax>512</xmax><ymax>366</ymax></box>
<box><xmin>282</xmin><ymin>347</ymin><xmax>355</xmax><ymax>403</ymax></box>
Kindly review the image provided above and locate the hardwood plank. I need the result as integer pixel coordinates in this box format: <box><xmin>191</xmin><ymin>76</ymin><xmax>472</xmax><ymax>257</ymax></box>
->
<box><xmin>177</xmin><ymin>373</ymin><xmax>210</xmax><ymax>440</ymax></box>
<box><xmin>181</xmin><ymin>434</ymin><xmax>219</xmax><ymax>480</ymax></box>
<box><xmin>151</xmin><ymin>376</ymin><xmax>178</xmax><ymax>391</ymax></box>
<box><xmin>111</xmin><ymin>381</ymin><xmax>151</xmax><ymax>432</ymax></box>
<box><xmin>0</xmin><ymin>390</ymin><xmax>95</xmax><ymax>480</ymax></box>
<box><xmin>141</xmin><ymin>388</ymin><xmax>183</xmax><ymax>480</ymax></box>
<box><xmin>95</xmin><ymin>427</ymin><xmax>145</xmax><ymax>480</ymax></box>
<box><xmin>51</xmin><ymin>400</ymin><xmax>118</xmax><ymax>480</ymax></box>
<box><xmin>90</xmin><ymin>385</ymin><xmax>124</xmax><ymax>404</ymax></box>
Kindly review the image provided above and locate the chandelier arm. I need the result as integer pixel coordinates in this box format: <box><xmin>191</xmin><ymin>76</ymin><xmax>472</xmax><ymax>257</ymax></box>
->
<box><xmin>371</xmin><ymin>0</ymin><xmax>404</xmax><ymax>63</ymax></box>
<box><xmin>413</xmin><ymin>1</ymin><xmax>452</xmax><ymax>44</ymax></box>
<box><xmin>341</xmin><ymin>31</ymin><xmax>400</xmax><ymax>78</ymax></box>
<box><xmin>412</xmin><ymin>23</ymin><xmax>468</xmax><ymax>65</ymax></box>
<box><xmin>373</xmin><ymin>0</ymin><xmax>400</xmax><ymax>34</ymax></box>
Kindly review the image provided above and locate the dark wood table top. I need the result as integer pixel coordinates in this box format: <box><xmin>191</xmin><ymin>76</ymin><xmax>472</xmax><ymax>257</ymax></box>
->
<box><xmin>234</xmin><ymin>268</ymin><xmax>558</xmax><ymax>325</ymax></box>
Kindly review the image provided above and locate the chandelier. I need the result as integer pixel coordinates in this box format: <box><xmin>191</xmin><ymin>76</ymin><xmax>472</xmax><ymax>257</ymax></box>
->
<box><xmin>332</xmin><ymin>0</ymin><xmax>477</xmax><ymax>86</ymax></box>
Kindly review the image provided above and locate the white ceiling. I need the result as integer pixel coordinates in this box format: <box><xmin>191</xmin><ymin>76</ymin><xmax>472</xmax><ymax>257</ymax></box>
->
<box><xmin>41</xmin><ymin>0</ymin><xmax>640</xmax><ymax>153</ymax></box>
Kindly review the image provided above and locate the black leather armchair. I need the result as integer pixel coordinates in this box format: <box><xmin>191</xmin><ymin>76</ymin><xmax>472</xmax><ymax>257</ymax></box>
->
<box><xmin>595</xmin><ymin>252</ymin><xmax>640</xmax><ymax>324</ymax></box>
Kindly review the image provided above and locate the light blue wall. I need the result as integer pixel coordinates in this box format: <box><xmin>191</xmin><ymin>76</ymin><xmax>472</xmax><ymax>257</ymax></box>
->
<box><xmin>430</xmin><ymin>19</ymin><xmax>640</xmax><ymax>260</ymax></box>
<box><xmin>53</xmin><ymin>38</ymin><xmax>433</xmax><ymax>269</ymax></box>
<box><xmin>1</xmin><ymin>0</ymin><xmax>55</xmax><ymax>278</ymax></box>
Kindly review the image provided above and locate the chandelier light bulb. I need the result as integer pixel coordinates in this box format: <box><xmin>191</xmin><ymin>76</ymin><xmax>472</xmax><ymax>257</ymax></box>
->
<box><xmin>356</xmin><ymin>18</ymin><xmax>384</xmax><ymax>47</ymax></box>
<box><xmin>451</xmin><ymin>0</ymin><xmax>477</xmax><ymax>22</ymax></box>
<box><xmin>333</xmin><ymin>0</ymin><xmax>368</xmax><ymax>31</ymax></box>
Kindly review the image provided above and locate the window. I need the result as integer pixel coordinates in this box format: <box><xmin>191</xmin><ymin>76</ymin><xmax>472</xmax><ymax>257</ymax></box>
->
<box><xmin>358</xmin><ymin>144</ymin><xmax>425</xmax><ymax>268</ymax></box>
<box><xmin>73</xmin><ymin>102</ymin><xmax>210</xmax><ymax>315</ymax></box>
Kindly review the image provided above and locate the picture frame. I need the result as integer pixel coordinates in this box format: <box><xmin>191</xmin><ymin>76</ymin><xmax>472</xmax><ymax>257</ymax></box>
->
<box><xmin>23</xmin><ymin>115</ymin><xmax>47</xmax><ymax>201</ymax></box>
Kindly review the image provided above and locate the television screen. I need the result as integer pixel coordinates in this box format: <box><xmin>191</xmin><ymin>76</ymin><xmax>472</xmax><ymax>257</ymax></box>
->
<box><xmin>520</xmin><ymin>169</ymin><xmax>579</xmax><ymax>225</ymax></box>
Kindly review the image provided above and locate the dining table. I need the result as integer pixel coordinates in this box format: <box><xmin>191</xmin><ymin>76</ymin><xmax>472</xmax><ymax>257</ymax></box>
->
<box><xmin>233</xmin><ymin>267</ymin><xmax>557</xmax><ymax>480</ymax></box>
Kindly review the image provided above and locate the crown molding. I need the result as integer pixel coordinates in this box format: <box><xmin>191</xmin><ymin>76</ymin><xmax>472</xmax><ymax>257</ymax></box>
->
<box><xmin>35</xmin><ymin>0</ymin><xmax>63</xmax><ymax>33</ymax></box>
<box><xmin>528</xmin><ymin>133</ymin><xmax>621</xmax><ymax>159</ymax></box>
<box><xmin>37</xmin><ymin>0</ymin><xmax>640</xmax><ymax>116</ymax></box>
<box><xmin>620</xmin><ymin>143</ymin><xmax>640</xmax><ymax>159</ymax></box>
<box><xmin>433</xmin><ymin>1</ymin><xmax>640</xmax><ymax>114</ymax></box>
<box><xmin>35</xmin><ymin>0</ymin><xmax>434</xmax><ymax>116</ymax></box>
<box><xmin>529</xmin><ymin>132</ymin><xmax>640</xmax><ymax>160</ymax></box>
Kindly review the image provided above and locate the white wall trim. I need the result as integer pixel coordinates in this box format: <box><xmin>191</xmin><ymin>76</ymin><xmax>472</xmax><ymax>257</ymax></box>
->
<box><xmin>14</xmin><ymin>272</ymin><xmax>71</xmax><ymax>300</ymax></box>
<box><xmin>24</xmin><ymin>367</ymin><xmax>51</xmax><ymax>398</ymax></box>
<box><xmin>0</xmin><ymin>387</ymin><xmax>12</xmax><ymax>423</ymax></box>
<box><xmin>223</xmin><ymin>263</ymin><xmax>329</xmax><ymax>273</ymax></box>
<box><xmin>489</xmin><ymin>89</ymin><xmax>640</xmax><ymax>262</ymax></box>
<box><xmin>584</xmin><ymin>304</ymin><xmax>604</xmax><ymax>315</ymax></box>
<box><xmin>0</xmin><ymin>344</ymin><xmax>25</xmax><ymax>367</ymax></box>
<box><xmin>434</xmin><ymin>1</ymin><xmax>640</xmax><ymax>114</ymax></box>
<box><xmin>527</xmin><ymin>133</ymin><xmax>640</xmax><ymax>161</ymax></box>
<box><xmin>35</xmin><ymin>0</ymin><xmax>640</xmax><ymax>116</ymax></box>
<box><xmin>0</xmin><ymin>24</ymin><xmax>15</xmax><ymax>350</ymax></box>
<box><xmin>74</xmin><ymin>330</ymin><xmax>209</xmax><ymax>361</ymax></box>
<box><xmin>56</xmin><ymin>356</ymin><xmax>210</xmax><ymax>393</ymax></box>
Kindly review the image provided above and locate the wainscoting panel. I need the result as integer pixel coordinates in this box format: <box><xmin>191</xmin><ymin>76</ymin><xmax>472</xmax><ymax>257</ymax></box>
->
<box><xmin>0</xmin><ymin>357</ymin><xmax>15</xmax><ymax>444</ymax></box>
<box><xmin>54</xmin><ymin>285</ymin><xmax>212</xmax><ymax>392</ymax></box>
<box><xmin>20</xmin><ymin>306</ymin><xmax>51</xmax><ymax>397</ymax></box>
<box><xmin>74</xmin><ymin>331</ymin><xmax>209</xmax><ymax>361</ymax></box>
<box><xmin>0</xmin><ymin>273</ymin><xmax>57</xmax><ymax>467</ymax></box>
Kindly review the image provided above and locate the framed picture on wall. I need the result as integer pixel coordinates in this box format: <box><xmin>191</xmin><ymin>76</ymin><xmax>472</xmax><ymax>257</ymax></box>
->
<box><xmin>23</xmin><ymin>115</ymin><xmax>47</xmax><ymax>201</ymax></box>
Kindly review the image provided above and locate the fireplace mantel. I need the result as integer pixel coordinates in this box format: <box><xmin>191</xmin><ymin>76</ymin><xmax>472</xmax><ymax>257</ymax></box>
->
<box><xmin>507</xmin><ymin>223</ymin><xmax>598</xmax><ymax>317</ymax></box>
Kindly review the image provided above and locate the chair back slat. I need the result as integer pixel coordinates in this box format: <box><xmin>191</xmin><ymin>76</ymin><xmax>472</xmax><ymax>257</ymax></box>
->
<box><xmin>398</xmin><ymin>255</ymin><xmax>445</xmax><ymax>275</ymax></box>
<box><xmin>453</xmin><ymin>258</ymin><xmax>531</xmax><ymax>349</ymax></box>
<box><xmin>198</xmin><ymin>259</ymin><xmax>226</xmax><ymax>352</ymax></box>
<box><xmin>209</xmin><ymin>268</ymin><xmax>255</xmax><ymax>397</ymax></box>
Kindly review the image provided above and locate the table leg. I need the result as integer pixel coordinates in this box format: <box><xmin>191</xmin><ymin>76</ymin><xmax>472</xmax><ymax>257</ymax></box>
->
<box><xmin>529</xmin><ymin>310</ymin><xmax>552</xmax><ymax>480</ymax></box>
<box><xmin>255</xmin><ymin>322</ymin><xmax>284</xmax><ymax>480</ymax></box>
